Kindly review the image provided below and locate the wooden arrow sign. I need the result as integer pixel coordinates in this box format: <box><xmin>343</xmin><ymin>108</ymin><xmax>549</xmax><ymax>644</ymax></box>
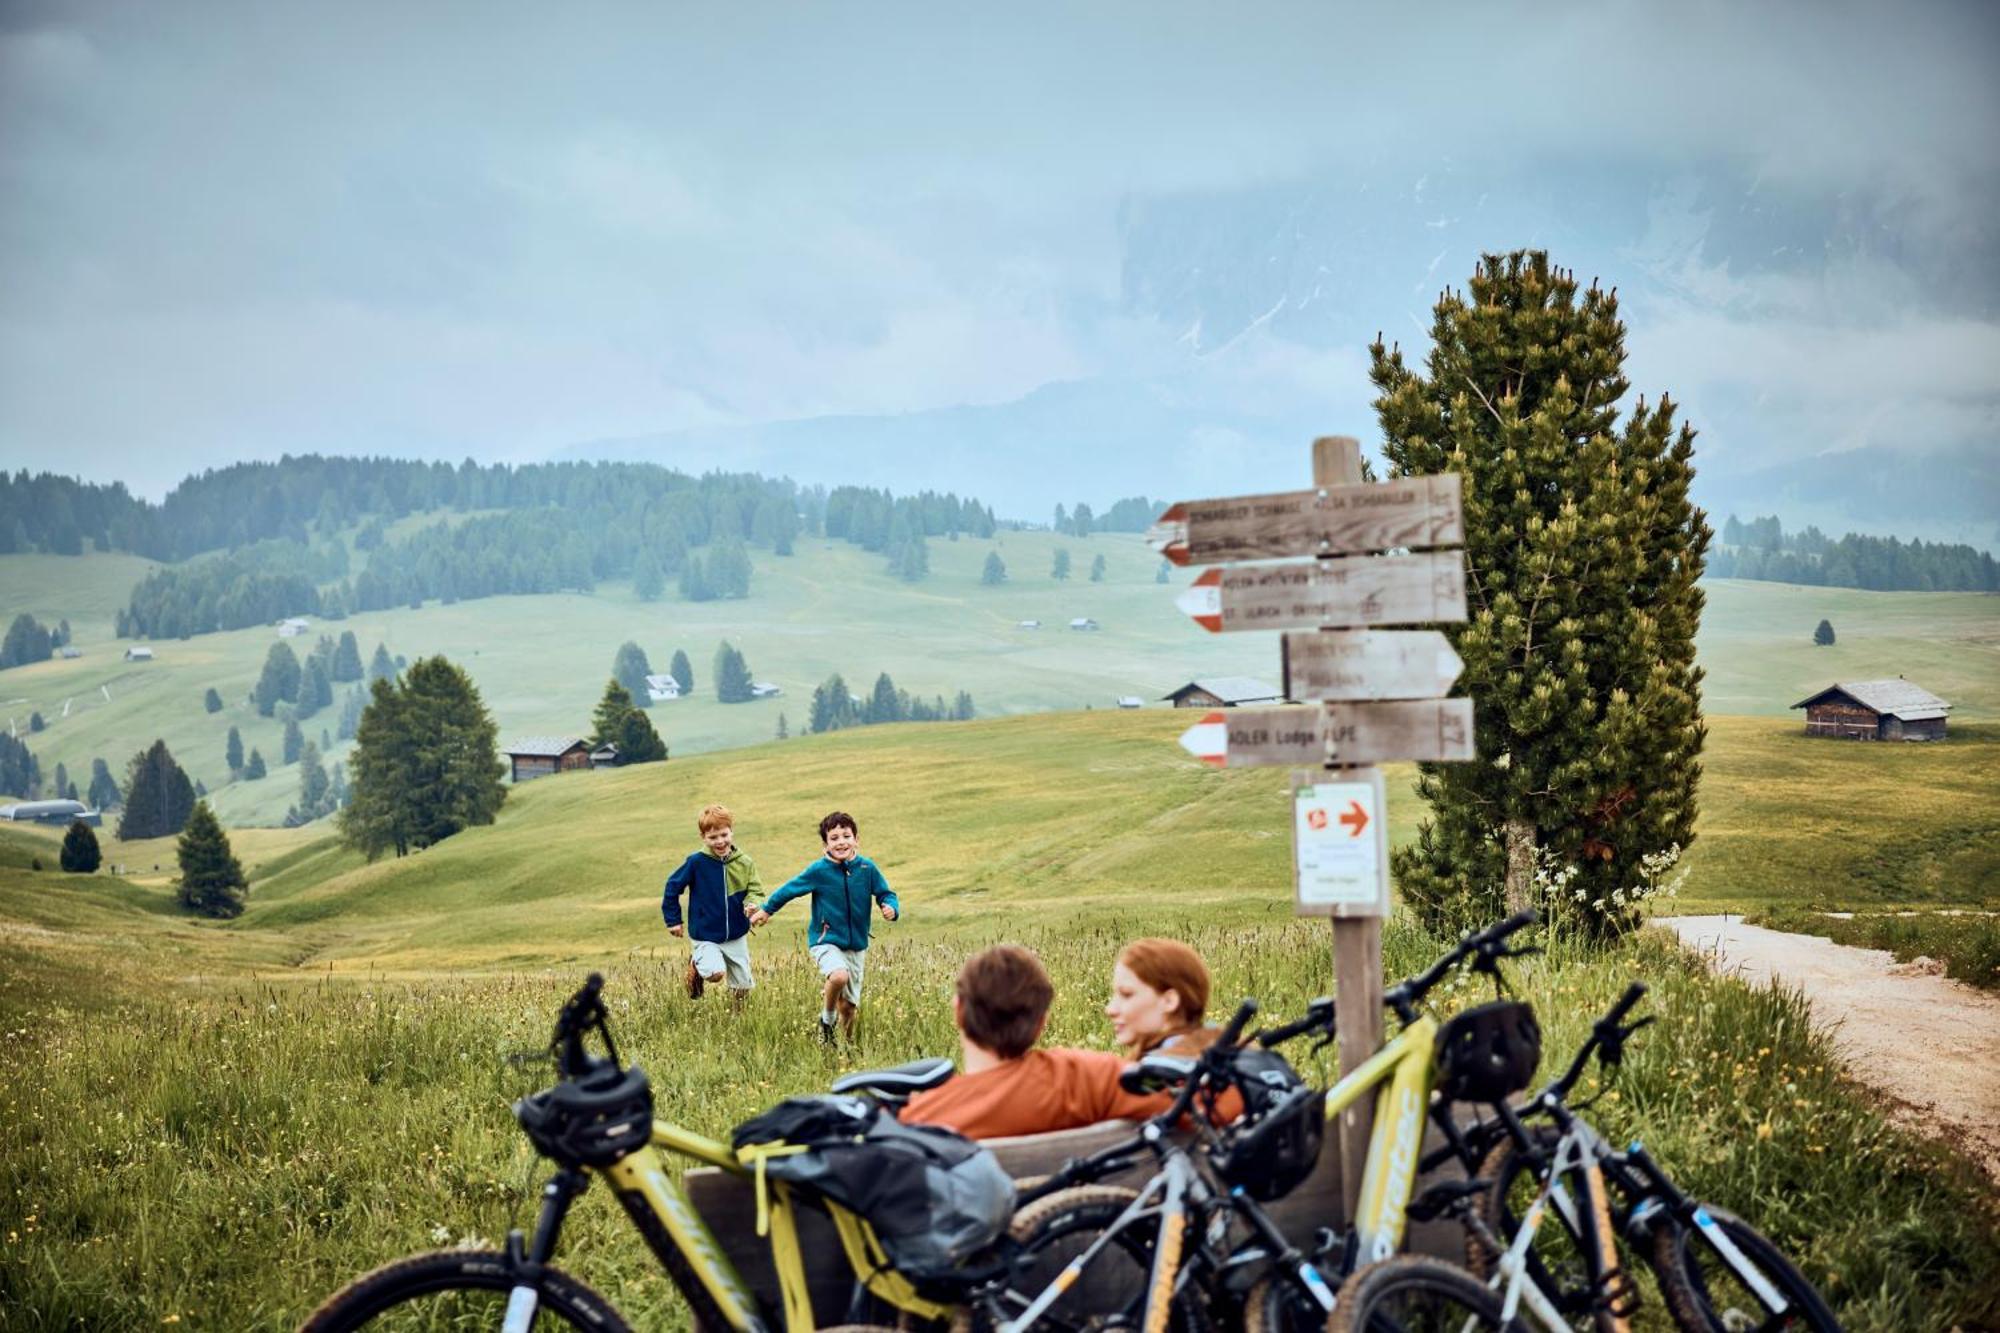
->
<box><xmin>1282</xmin><ymin>630</ymin><xmax>1464</xmax><ymax>702</ymax></box>
<box><xmin>1175</xmin><ymin>551</ymin><xmax>1468</xmax><ymax>632</ymax></box>
<box><xmin>1149</xmin><ymin>473</ymin><xmax>1462</xmax><ymax>567</ymax></box>
<box><xmin>1178</xmin><ymin>699</ymin><xmax>1475</xmax><ymax>767</ymax></box>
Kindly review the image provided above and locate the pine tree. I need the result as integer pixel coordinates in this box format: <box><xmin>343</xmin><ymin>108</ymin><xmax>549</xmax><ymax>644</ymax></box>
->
<box><xmin>669</xmin><ymin>649</ymin><xmax>694</xmax><ymax>695</ymax></box>
<box><xmin>204</xmin><ymin>687</ymin><xmax>224</xmax><ymax>714</ymax></box>
<box><xmin>368</xmin><ymin>643</ymin><xmax>396</xmax><ymax>683</ymax></box>
<box><xmin>340</xmin><ymin>658</ymin><xmax>505</xmax><ymax>860</ymax></box>
<box><xmin>54</xmin><ymin>762</ymin><xmax>68</xmax><ymax>801</ymax></box>
<box><xmin>633</xmin><ymin>548</ymin><xmax>665</xmax><ymax>602</ymax></box>
<box><xmin>282</xmin><ymin>716</ymin><xmax>304</xmax><ymax>765</ymax></box>
<box><xmin>1813</xmin><ymin>619</ymin><xmax>1836</xmax><ymax>646</ymax></box>
<box><xmin>60</xmin><ymin>819</ymin><xmax>101</xmax><ymax>874</ymax></box>
<box><xmin>176</xmin><ymin>801</ymin><xmax>246</xmax><ymax>918</ymax></box>
<box><xmin>245</xmin><ymin>748</ymin><xmax>267</xmax><ymax>780</ymax></box>
<box><xmin>88</xmin><ymin>758</ymin><xmax>119</xmax><ymax>810</ymax></box>
<box><xmin>612</xmin><ymin>641</ymin><xmax>653</xmax><ymax>703</ymax></box>
<box><xmin>591</xmin><ymin>678</ymin><xmax>639</xmax><ymax>747</ymax></box>
<box><xmin>809</xmin><ymin>674</ymin><xmax>855</xmax><ymax>733</ymax></box>
<box><xmin>614</xmin><ymin>707</ymin><xmax>668</xmax><ymax>764</ymax></box>
<box><xmin>776</xmin><ymin>712</ymin><xmax>789</xmax><ymax>740</ymax></box>
<box><xmin>295</xmin><ymin>742</ymin><xmax>331</xmax><ymax>822</ymax></box>
<box><xmin>982</xmin><ymin>552</ymin><xmax>1007</xmax><ymax>585</ymax></box>
<box><xmin>713</xmin><ymin>642</ymin><xmax>753</xmax><ymax>703</ymax></box>
<box><xmin>253</xmin><ymin>642</ymin><xmax>302</xmax><ymax>717</ymax></box>
<box><xmin>1371</xmin><ymin>250</ymin><xmax>1710</xmax><ymax>935</ymax></box>
<box><xmin>1072</xmin><ymin>502</ymin><xmax>1095</xmax><ymax>537</ymax></box>
<box><xmin>299</xmin><ymin>657</ymin><xmax>334</xmax><ymax>718</ymax></box>
<box><xmin>867</xmin><ymin>673</ymin><xmax>904</xmax><ymax>724</ymax></box>
<box><xmin>1090</xmin><ymin>554</ymin><xmax>1107</xmax><ymax>582</ymax></box>
<box><xmin>117</xmin><ymin>740</ymin><xmax>197</xmax><ymax>839</ymax></box>
<box><xmin>226</xmin><ymin>726</ymin><xmax>244</xmax><ymax>774</ymax></box>
<box><xmin>0</xmin><ymin>732</ymin><xmax>40</xmax><ymax>798</ymax></box>
<box><xmin>1052</xmin><ymin>548</ymin><xmax>1071</xmax><ymax>581</ymax></box>
<box><xmin>679</xmin><ymin>553</ymin><xmax>712</xmax><ymax>602</ymax></box>
<box><xmin>28</xmin><ymin>712</ymin><xmax>44</xmax><ymax>733</ymax></box>
<box><xmin>332</xmin><ymin>630</ymin><xmax>365</xmax><ymax>681</ymax></box>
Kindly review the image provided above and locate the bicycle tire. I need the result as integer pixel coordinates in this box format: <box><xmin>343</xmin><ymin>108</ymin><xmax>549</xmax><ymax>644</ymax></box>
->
<box><xmin>1004</xmin><ymin>1186</ymin><xmax>1210</xmax><ymax>1333</ymax></box>
<box><xmin>1467</xmin><ymin>1127</ymin><xmax>1628</xmax><ymax>1332</ymax></box>
<box><xmin>1648</xmin><ymin>1205</ymin><xmax>1842</xmax><ymax>1333</ymax></box>
<box><xmin>1327</xmin><ymin>1255</ymin><xmax>1529</xmax><ymax>1333</ymax></box>
<box><xmin>1243</xmin><ymin>1269</ymin><xmax>1335</xmax><ymax>1333</ymax></box>
<box><xmin>297</xmin><ymin>1248</ymin><xmax>632</xmax><ymax>1331</ymax></box>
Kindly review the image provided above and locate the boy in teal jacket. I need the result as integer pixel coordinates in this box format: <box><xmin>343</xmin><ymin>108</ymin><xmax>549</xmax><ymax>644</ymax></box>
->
<box><xmin>748</xmin><ymin>809</ymin><xmax>898</xmax><ymax>1044</ymax></box>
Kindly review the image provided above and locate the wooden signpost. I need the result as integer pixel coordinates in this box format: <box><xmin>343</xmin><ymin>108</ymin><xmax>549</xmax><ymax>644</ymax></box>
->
<box><xmin>1153</xmin><ymin>435</ymin><xmax>1474</xmax><ymax>1217</ymax></box>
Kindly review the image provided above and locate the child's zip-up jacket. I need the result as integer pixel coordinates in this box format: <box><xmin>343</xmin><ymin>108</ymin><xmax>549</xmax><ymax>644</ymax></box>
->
<box><xmin>662</xmin><ymin>847</ymin><xmax>761</xmax><ymax>942</ymax></box>
<box><xmin>759</xmin><ymin>855</ymin><xmax>898</xmax><ymax>952</ymax></box>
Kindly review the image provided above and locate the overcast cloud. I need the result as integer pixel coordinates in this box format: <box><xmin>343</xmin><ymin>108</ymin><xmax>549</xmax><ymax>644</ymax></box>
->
<box><xmin>1</xmin><ymin>0</ymin><xmax>1994</xmax><ymax>525</ymax></box>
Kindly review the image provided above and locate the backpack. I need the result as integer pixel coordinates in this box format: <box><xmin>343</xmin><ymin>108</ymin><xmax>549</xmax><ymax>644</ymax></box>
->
<box><xmin>732</xmin><ymin>1094</ymin><xmax>1016</xmax><ymax>1282</ymax></box>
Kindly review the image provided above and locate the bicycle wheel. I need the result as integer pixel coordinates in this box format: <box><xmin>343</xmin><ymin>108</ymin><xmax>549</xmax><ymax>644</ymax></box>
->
<box><xmin>1468</xmin><ymin>1128</ymin><xmax>1633</xmax><ymax>1332</ymax></box>
<box><xmin>1243</xmin><ymin>1269</ymin><xmax>1337</xmax><ymax>1333</ymax></box>
<box><xmin>1648</xmin><ymin>1205</ymin><xmax>1842</xmax><ymax>1333</ymax></box>
<box><xmin>1003</xmin><ymin>1186</ymin><xmax>1210</xmax><ymax>1333</ymax></box>
<box><xmin>298</xmin><ymin>1249</ymin><xmax>632</xmax><ymax>1331</ymax></box>
<box><xmin>1328</xmin><ymin>1256</ymin><xmax>1527</xmax><ymax>1333</ymax></box>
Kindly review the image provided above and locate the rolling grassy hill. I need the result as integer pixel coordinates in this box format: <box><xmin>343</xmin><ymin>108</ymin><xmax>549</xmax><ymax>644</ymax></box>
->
<box><xmin>4</xmin><ymin>528</ymin><xmax>1996</xmax><ymax>832</ymax></box>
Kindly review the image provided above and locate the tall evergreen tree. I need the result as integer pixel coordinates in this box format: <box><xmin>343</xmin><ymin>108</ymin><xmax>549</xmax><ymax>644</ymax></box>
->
<box><xmin>337</xmin><ymin>687</ymin><xmax>366</xmax><ymax>741</ymax></box>
<box><xmin>53</xmin><ymin>762</ymin><xmax>69</xmax><ymax>801</ymax></box>
<box><xmin>60</xmin><ymin>819</ymin><xmax>101</xmax><ymax>874</ymax></box>
<box><xmin>668</xmin><ymin>649</ymin><xmax>694</xmax><ymax>695</ymax></box>
<box><xmin>289</xmin><ymin>742</ymin><xmax>333</xmax><ymax>824</ymax></box>
<box><xmin>340</xmin><ymin>657</ymin><xmax>505</xmax><ymax>860</ymax></box>
<box><xmin>226</xmin><ymin>725</ymin><xmax>244</xmax><ymax>774</ymax></box>
<box><xmin>244</xmin><ymin>748</ymin><xmax>268</xmax><ymax>780</ymax></box>
<box><xmin>28</xmin><ymin>712</ymin><xmax>44</xmax><ymax>733</ymax></box>
<box><xmin>203</xmin><ymin>687</ymin><xmax>224</xmax><ymax>714</ymax></box>
<box><xmin>713</xmin><ymin>642</ymin><xmax>754</xmax><ymax>703</ymax></box>
<box><xmin>1371</xmin><ymin>250</ymin><xmax>1709</xmax><ymax>934</ymax></box>
<box><xmin>614</xmin><ymin>707</ymin><xmax>668</xmax><ymax>764</ymax></box>
<box><xmin>88</xmin><ymin>757</ymin><xmax>119</xmax><ymax>810</ymax></box>
<box><xmin>633</xmin><ymin>548</ymin><xmax>665</xmax><ymax>601</ymax></box>
<box><xmin>282</xmin><ymin>716</ymin><xmax>304</xmax><ymax>765</ymax></box>
<box><xmin>1090</xmin><ymin>553</ymin><xmax>1107</xmax><ymax>582</ymax></box>
<box><xmin>612</xmin><ymin>641</ymin><xmax>654</xmax><ymax>703</ymax></box>
<box><xmin>591</xmin><ymin>678</ymin><xmax>639</xmax><ymax>746</ymax></box>
<box><xmin>253</xmin><ymin>642</ymin><xmax>302</xmax><ymax>717</ymax></box>
<box><xmin>332</xmin><ymin>630</ymin><xmax>365</xmax><ymax>681</ymax></box>
<box><xmin>1813</xmin><ymin>619</ymin><xmax>1836</xmax><ymax>646</ymax></box>
<box><xmin>176</xmin><ymin>801</ymin><xmax>246</xmax><ymax>918</ymax></box>
<box><xmin>368</xmin><ymin>642</ymin><xmax>397</xmax><ymax>682</ymax></box>
<box><xmin>1051</xmin><ymin>548</ymin><xmax>1071</xmax><ymax>581</ymax></box>
<box><xmin>809</xmin><ymin>674</ymin><xmax>856</xmax><ymax>733</ymax></box>
<box><xmin>299</xmin><ymin>657</ymin><xmax>334</xmax><ymax>718</ymax></box>
<box><xmin>1072</xmin><ymin>502</ymin><xmax>1095</xmax><ymax>536</ymax></box>
<box><xmin>982</xmin><ymin>552</ymin><xmax>1007</xmax><ymax>585</ymax></box>
<box><xmin>867</xmin><ymin>673</ymin><xmax>904</xmax><ymax>724</ymax></box>
<box><xmin>776</xmin><ymin>712</ymin><xmax>789</xmax><ymax>740</ymax></box>
<box><xmin>0</xmin><ymin>732</ymin><xmax>38</xmax><ymax>798</ymax></box>
<box><xmin>0</xmin><ymin>614</ymin><xmax>54</xmax><ymax>669</ymax></box>
<box><xmin>679</xmin><ymin>553</ymin><xmax>712</xmax><ymax>602</ymax></box>
<box><xmin>118</xmin><ymin>740</ymin><xmax>197</xmax><ymax>840</ymax></box>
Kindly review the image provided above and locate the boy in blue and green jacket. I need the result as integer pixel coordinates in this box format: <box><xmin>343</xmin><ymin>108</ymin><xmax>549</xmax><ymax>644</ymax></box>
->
<box><xmin>747</xmin><ymin>809</ymin><xmax>898</xmax><ymax>1043</ymax></box>
<box><xmin>663</xmin><ymin>803</ymin><xmax>762</xmax><ymax>1006</ymax></box>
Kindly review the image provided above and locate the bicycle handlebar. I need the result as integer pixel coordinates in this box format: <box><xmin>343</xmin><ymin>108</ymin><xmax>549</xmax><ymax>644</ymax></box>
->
<box><xmin>1548</xmin><ymin>982</ymin><xmax>1651</xmax><ymax>1100</ymax></box>
<box><xmin>1385</xmin><ymin>909</ymin><xmax>1540</xmax><ymax>1021</ymax></box>
<box><xmin>552</xmin><ymin>972</ymin><xmax>616</xmax><ymax>1077</ymax></box>
<box><xmin>1257</xmin><ymin>996</ymin><xmax>1335</xmax><ymax>1049</ymax></box>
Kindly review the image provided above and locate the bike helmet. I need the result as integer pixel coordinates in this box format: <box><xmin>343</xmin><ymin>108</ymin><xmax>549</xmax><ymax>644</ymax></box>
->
<box><xmin>1433</xmin><ymin>1000</ymin><xmax>1541</xmax><ymax>1103</ymax></box>
<box><xmin>515</xmin><ymin>1057</ymin><xmax>656</xmax><ymax>1167</ymax></box>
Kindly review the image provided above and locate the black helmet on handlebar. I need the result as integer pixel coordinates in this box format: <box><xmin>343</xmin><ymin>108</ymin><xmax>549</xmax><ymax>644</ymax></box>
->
<box><xmin>1433</xmin><ymin>1000</ymin><xmax>1542</xmax><ymax>1104</ymax></box>
<box><xmin>515</xmin><ymin>1056</ymin><xmax>656</xmax><ymax>1168</ymax></box>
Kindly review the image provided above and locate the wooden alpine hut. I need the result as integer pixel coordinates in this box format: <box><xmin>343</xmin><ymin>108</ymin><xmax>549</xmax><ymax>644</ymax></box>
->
<box><xmin>1790</xmin><ymin>678</ymin><xmax>1951</xmax><ymax>741</ymax></box>
<box><xmin>506</xmin><ymin>736</ymin><xmax>592</xmax><ymax>781</ymax></box>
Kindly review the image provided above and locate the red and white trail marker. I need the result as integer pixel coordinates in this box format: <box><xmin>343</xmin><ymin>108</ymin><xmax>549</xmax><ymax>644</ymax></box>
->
<box><xmin>1148</xmin><ymin>473</ymin><xmax>1462</xmax><ymax>567</ymax></box>
<box><xmin>1175</xmin><ymin>698</ymin><xmax>1476</xmax><ymax>768</ymax></box>
<box><xmin>1174</xmin><ymin>552</ymin><xmax>1468</xmax><ymax>633</ymax></box>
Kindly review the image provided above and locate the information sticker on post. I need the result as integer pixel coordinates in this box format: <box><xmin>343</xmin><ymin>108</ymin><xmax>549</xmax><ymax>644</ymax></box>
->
<box><xmin>1152</xmin><ymin>435</ymin><xmax>1471</xmax><ymax>1217</ymax></box>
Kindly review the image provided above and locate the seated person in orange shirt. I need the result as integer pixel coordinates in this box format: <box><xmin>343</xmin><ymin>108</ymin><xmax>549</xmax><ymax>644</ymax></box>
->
<box><xmin>900</xmin><ymin>944</ymin><xmax>1174</xmax><ymax>1139</ymax></box>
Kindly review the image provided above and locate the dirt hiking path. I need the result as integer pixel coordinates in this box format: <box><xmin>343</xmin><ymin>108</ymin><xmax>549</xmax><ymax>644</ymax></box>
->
<box><xmin>1662</xmin><ymin>915</ymin><xmax>2000</xmax><ymax>1181</ymax></box>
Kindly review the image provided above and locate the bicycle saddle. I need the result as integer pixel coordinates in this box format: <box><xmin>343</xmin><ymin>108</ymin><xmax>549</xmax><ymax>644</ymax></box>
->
<box><xmin>831</xmin><ymin>1056</ymin><xmax>956</xmax><ymax>1099</ymax></box>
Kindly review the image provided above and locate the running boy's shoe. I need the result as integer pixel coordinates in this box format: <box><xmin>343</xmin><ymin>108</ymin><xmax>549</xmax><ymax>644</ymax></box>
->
<box><xmin>685</xmin><ymin>959</ymin><xmax>704</xmax><ymax>1000</ymax></box>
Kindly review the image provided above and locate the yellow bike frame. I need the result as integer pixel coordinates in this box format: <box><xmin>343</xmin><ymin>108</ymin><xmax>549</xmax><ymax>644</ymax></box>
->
<box><xmin>1321</xmin><ymin>1014</ymin><xmax>1440</xmax><ymax>1265</ymax></box>
<box><xmin>597</xmin><ymin>1119</ymin><xmax>952</xmax><ymax>1333</ymax></box>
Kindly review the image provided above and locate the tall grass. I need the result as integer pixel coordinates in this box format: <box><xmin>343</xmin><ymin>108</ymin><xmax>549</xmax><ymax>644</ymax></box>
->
<box><xmin>3</xmin><ymin>919</ymin><xmax>1994</xmax><ymax>1331</ymax></box>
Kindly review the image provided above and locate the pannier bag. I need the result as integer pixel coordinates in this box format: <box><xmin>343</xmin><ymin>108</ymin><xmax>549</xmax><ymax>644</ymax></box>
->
<box><xmin>1207</xmin><ymin>1047</ymin><xmax>1324</xmax><ymax>1202</ymax></box>
<box><xmin>733</xmin><ymin>1094</ymin><xmax>1016</xmax><ymax>1281</ymax></box>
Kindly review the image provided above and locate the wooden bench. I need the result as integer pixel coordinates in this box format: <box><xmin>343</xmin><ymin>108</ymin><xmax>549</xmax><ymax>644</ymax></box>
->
<box><xmin>681</xmin><ymin>1118</ymin><xmax>1466</xmax><ymax>1325</ymax></box>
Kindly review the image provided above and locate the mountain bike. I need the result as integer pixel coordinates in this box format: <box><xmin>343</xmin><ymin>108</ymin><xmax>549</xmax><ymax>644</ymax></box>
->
<box><xmin>300</xmin><ymin>973</ymin><xmax>990</xmax><ymax>1333</ymax></box>
<box><xmin>1454</xmin><ymin>983</ymin><xmax>1842</xmax><ymax>1332</ymax></box>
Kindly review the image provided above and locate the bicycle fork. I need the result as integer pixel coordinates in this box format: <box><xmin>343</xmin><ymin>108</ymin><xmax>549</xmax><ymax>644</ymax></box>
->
<box><xmin>501</xmin><ymin>1167</ymin><xmax>589</xmax><ymax>1333</ymax></box>
<box><xmin>1622</xmin><ymin>1143</ymin><xmax>1793</xmax><ymax>1317</ymax></box>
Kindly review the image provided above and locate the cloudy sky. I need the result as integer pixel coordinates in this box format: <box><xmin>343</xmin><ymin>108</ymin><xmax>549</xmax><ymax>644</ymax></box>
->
<box><xmin>2</xmin><ymin>1</ymin><xmax>1995</xmax><ymax>530</ymax></box>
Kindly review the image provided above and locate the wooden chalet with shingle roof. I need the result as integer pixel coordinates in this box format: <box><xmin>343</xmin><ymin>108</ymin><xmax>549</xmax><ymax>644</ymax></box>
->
<box><xmin>1161</xmin><ymin>676</ymin><xmax>1286</xmax><ymax>709</ymax></box>
<box><xmin>506</xmin><ymin>735</ymin><xmax>591</xmax><ymax>782</ymax></box>
<box><xmin>1791</xmin><ymin>678</ymin><xmax>1951</xmax><ymax>741</ymax></box>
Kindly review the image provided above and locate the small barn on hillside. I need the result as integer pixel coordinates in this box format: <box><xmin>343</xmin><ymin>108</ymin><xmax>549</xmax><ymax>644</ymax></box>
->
<box><xmin>589</xmin><ymin>741</ymin><xmax>620</xmax><ymax>769</ymax></box>
<box><xmin>645</xmin><ymin>673</ymin><xmax>681</xmax><ymax>703</ymax></box>
<box><xmin>1162</xmin><ymin>677</ymin><xmax>1285</xmax><ymax>709</ymax></box>
<box><xmin>124</xmin><ymin>646</ymin><xmax>154</xmax><ymax>661</ymax></box>
<box><xmin>506</xmin><ymin>736</ymin><xmax>591</xmax><ymax>782</ymax></box>
<box><xmin>1791</xmin><ymin>679</ymin><xmax>1951</xmax><ymax>741</ymax></box>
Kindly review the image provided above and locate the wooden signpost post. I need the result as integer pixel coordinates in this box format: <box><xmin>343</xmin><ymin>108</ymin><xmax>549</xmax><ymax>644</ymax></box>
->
<box><xmin>1153</xmin><ymin>435</ymin><xmax>1474</xmax><ymax>1216</ymax></box>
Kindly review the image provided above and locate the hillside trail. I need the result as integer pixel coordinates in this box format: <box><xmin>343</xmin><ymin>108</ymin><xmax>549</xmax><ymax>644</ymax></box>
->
<box><xmin>1662</xmin><ymin>915</ymin><xmax>2000</xmax><ymax>1181</ymax></box>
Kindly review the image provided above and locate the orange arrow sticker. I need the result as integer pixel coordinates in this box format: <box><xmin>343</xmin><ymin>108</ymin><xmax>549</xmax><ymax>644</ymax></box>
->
<box><xmin>1339</xmin><ymin>800</ymin><xmax>1369</xmax><ymax>836</ymax></box>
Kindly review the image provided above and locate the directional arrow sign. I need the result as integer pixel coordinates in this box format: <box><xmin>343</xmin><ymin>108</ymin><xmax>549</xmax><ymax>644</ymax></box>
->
<box><xmin>1293</xmin><ymin>768</ymin><xmax>1389</xmax><ymax>916</ymax></box>
<box><xmin>1281</xmin><ymin>630</ymin><xmax>1464</xmax><ymax>702</ymax></box>
<box><xmin>1175</xmin><ymin>551</ymin><xmax>1467</xmax><ymax>632</ymax></box>
<box><xmin>1178</xmin><ymin>699</ymin><xmax>1475</xmax><ymax>767</ymax></box>
<box><xmin>1149</xmin><ymin>473</ymin><xmax>1462</xmax><ymax>567</ymax></box>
